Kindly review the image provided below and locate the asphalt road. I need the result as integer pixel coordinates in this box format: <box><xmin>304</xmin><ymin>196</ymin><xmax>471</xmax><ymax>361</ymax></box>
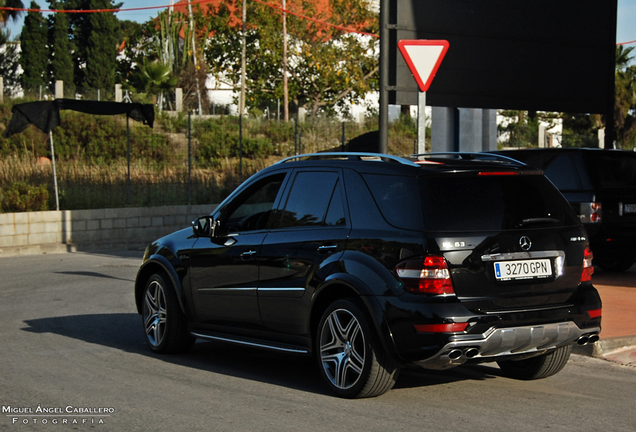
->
<box><xmin>1</xmin><ymin>251</ymin><xmax>635</xmax><ymax>431</ymax></box>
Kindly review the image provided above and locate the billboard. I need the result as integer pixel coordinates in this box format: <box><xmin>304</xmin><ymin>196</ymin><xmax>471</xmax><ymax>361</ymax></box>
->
<box><xmin>388</xmin><ymin>0</ymin><xmax>617</xmax><ymax>115</ymax></box>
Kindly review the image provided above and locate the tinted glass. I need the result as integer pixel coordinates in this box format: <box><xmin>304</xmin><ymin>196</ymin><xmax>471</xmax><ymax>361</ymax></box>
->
<box><xmin>543</xmin><ymin>155</ymin><xmax>581</xmax><ymax>190</ymax></box>
<box><xmin>223</xmin><ymin>173</ymin><xmax>286</xmax><ymax>232</ymax></box>
<box><xmin>324</xmin><ymin>181</ymin><xmax>346</xmax><ymax>226</ymax></box>
<box><xmin>280</xmin><ymin>171</ymin><xmax>339</xmax><ymax>228</ymax></box>
<box><xmin>362</xmin><ymin>174</ymin><xmax>423</xmax><ymax>231</ymax></box>
<box><xmin>420</xmin><ymin>174</ymin><xmax>579</xmax><ymax>232</ymax></box>
<box><xmin>584</xmin><ymin>152</ymin><xmax>636</xmax><ymax>188</ymax></box>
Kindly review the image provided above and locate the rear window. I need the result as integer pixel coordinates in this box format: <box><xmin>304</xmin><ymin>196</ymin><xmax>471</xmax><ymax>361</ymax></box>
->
<box><xmin>420</xmin><ymin>174</ymin><xmax>579</xmax><ymax>232</ymax></box>
<box><xmin>362</xmin><ymin>174</ymin><xmax>424</xmax><ymax>231</ymax></box>
<box><xmin>584</xmin><ymin>152</ymin><xmax>636</xmax><ymax>188</ymax></box>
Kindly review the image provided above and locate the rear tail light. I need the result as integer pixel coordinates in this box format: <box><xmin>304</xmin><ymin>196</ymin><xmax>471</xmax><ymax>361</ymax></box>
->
<box><xmin>580</xmin><ymin>202</ymin><xmax>601</xmax><ymax>223</ymax></box>
<box><xmin>396</xmin><ymin>256</ymin><xmax>454</xmax><ymax>295</ymax></box>
<box><xmin>587</xmin><ymin>308</ymin><xmax>602</xmax><ymax>319</ymax></box>
<box><xmin>581</xmin><ymin>246</ymin><xmax>594</xmax><ymax>282</ymax></box>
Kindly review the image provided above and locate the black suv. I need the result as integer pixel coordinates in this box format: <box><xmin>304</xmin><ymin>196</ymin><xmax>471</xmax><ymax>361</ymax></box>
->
<box><xmin>134</xmin><ymin>152</ymin><xmax>601</xmax><ymax>398</ymax></box>
<box><xmin>491</xmin><ymin>148</ymin><xmax>636</xmax><ymax>272</ymax></box>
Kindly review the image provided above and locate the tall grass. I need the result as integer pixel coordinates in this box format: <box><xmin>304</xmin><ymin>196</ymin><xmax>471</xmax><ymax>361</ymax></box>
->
<box><xmin>1</xmin><ymin>103</ymin><xmax>419</xmax><ymax>212</ymax></box>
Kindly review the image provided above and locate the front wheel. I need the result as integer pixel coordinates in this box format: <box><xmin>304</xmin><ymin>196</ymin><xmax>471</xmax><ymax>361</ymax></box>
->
<box><xmin>496</xmin><ymin>345</ymin><xmax>572</xmax><ymax>380</ymax></box>
<box><xmin>142</xmin><ymin>272</ymin><xmax>195</xmax><ymax>354</ymax></box>
<box><xmin>316</xmin><ymin>299</ymin><xmax>400</xmax><ymax>398</ymax></box>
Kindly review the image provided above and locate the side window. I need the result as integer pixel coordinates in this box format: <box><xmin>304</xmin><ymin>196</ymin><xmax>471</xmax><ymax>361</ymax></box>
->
<box><xmin>543</xmin><ymin>155</ymin><xmax>582</xmax><ymax>191</ymax></box>
<box><xmin>324</xmin><ymin>181</ymin><xmax>346</xmax><ymax>226</ymax></box>
<box><xmin>279</xmin><ymin>171</ymin><xmax>342</xmax><ymax>228</ymax></box>
<box><xmin>222</xmin><ymin>173</ymin><xmax>286</xmax><ymax>233</ymax></box>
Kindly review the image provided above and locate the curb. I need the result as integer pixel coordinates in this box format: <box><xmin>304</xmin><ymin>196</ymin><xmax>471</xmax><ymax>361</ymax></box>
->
<box><xmin>572</xmin><ymin>336</ymin><xmax>636</xmax><ymax>366</ymax></box>
<box><xmin>0</xmin><ymin>243</ymin><xmax>77</xmax><ymax>257</ymax></box>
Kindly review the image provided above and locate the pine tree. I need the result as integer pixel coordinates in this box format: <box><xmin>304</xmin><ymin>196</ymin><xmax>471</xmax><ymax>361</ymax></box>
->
<box><xmin>84</xmin><ymin>0</ymin><xmax>119</xmax><ymax>97</ymax></box>
<box><xmin>19</xmin><ymin>1</ymin><xmax>48</xmax><ymax>93</ymax></box>
<box><xmin>48</xmin><ymin>0</ymin><xmax>75</xmax><ymax>96</ymax></box>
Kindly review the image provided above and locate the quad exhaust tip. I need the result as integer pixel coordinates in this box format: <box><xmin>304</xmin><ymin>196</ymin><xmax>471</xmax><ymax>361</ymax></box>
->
<box><xmin>577</xmin><ymin>334</ymin><xmax>600</xmax><ymax>346</ymax></box>
<box><xmin>448</xmin><ymin>348</ymin><xmax>480</xmax><ymax>360</ymax></box>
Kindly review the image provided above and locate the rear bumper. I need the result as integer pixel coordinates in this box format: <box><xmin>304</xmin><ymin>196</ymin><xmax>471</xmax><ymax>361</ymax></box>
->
<box><xmin>413</xmin><ymin>321</ymin><xmax>600</xmax><ymax>370</ymax></box>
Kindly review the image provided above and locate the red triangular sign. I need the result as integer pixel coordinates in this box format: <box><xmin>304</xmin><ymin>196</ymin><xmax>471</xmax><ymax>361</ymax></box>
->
<box><xmin>398</xmin><ymin>40</ymin><xmax>449</xmax><ymax>92</ymax></box>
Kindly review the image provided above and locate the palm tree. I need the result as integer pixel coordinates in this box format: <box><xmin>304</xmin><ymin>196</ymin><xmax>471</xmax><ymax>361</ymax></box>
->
<box><xmin>0</xmin><ymin>0</ymin><xmax>24</xmax><ymax>26</ymax></box>
<box><xmin>134</xmin><ymin>59</ymin><xmax>178</xmax><ymax>111</ymax></box>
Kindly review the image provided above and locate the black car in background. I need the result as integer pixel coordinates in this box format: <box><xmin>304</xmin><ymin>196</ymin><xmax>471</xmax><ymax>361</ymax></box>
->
<box><xmin>491</xmin><ymin>148</ymin><xmax>636</xmax><ymax>272</ymax></box>
<box><xmin>134</xmin><ymin>152</ymin><xmax>601</xmax><ymax>398</ymax></box>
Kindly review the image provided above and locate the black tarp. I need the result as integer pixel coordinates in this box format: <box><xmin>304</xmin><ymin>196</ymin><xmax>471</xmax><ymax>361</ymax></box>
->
<box><xmin>3</xmin><ymin>99</ymin><xmax>154</xmax><ymax>138</ymax></box>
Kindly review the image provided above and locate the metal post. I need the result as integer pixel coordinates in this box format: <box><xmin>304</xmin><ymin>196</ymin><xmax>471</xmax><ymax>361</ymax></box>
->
<box><xmin>417</xmin><ymin>92</ymin><xmax>427</xmax><ymax>154</ymax></box>
<box><xmin>126</xmin><ymin>116</ymin><xmax>131</xmax><ymax>205</ymax></box>
<box><xmin>49</xmin><ymin>132</ymin><xmax>60</xmax><ymax>211</ymax></box>
<box><xmin>188</xmin><ymin>111</ymin><xmax>192</xmax><ymax>205</ymax></box>
<box><xmin>239</xmin><ymin>115</ymin><xmax>243</xmax><ymax>181</ymax></box>
<box><xmin>294</xmin><ymin>118</ymin><xmax>298</xmax><ymax>155</ymax></box>
<box><xmin>341</xmin><ymin>122</ymin><xmax>346</xmax><ymax>151</ymax></box>
<box><xmin>378</xmin><ymin>0</ymin><xmax>389</xmax><ymax>154</ymax></box>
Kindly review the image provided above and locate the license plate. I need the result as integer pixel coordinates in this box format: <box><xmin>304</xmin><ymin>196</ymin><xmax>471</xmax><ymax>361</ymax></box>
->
<box><xmin>625</xmin><ymin>204</ymin><xmax>636</xmax><ymax>214</ymax></box>
<box><xmin>494</xmin><ymin>259</ymin><xmax>552</xmax><ymax>281</ymax></box>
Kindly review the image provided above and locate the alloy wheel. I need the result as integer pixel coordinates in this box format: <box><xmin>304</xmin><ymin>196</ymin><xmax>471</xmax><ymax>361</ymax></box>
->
<box><xmin>144</xmin><ymin>279</ymin><xmax>167</xmax><ymax>347</ymax></box>
<box><xmin>319</xmin><ymin>308</ymin><xmax>366</xmax><ymax>390</ymax></box>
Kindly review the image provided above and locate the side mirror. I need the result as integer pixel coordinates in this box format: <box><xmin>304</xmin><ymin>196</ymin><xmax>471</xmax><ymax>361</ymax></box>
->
<box><xmin>192</xmin><ymin>216</ymin><xmax>218</xmax><ymax>238</ymax></box>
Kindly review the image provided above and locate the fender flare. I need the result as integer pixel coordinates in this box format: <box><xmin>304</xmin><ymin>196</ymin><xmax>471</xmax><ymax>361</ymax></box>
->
<box><xmin>313</xmin><ymin>272</ymin><xmax>402</xmax><ymax>362</ymax></box>
<box><xmin>135</xmin><ymin>254</ymin><xmax>187</xmax><ymax>315</ymax></box>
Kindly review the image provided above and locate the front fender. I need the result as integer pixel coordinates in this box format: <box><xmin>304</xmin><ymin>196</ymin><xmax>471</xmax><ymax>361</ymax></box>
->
<box><xmin>134</xmin><ymin>251</ymin><xmax>188</xmax><ymax>315</ymax></box>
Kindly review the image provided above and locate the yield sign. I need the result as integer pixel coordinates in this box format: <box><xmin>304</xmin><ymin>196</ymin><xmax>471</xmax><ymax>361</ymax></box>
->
<box><xmin>398</xmin><ymin>40</ymin><xmax>449</xmax><ymax>92</ymax></box>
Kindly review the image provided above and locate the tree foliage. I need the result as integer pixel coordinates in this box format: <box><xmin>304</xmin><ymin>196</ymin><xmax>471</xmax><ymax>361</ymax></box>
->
<box><xmin>202</xmin><ymin>0</ymin><xmax>378</xmax><ymax>117</ymax></box>
<box><xmin>0</xmin><ymin>0</ymin><xmax>24</xmax><ymax>26</ymax></box>
<box><xmin>614</xmin><ymin>45</ymin><xmax>636</xmax><ymax>149</ymax></box>
<box><xmin>84</xmin><ymin>0</ymin><xmax>119</xmax><ymax>93</ymax></box>
<box><xmin>0</xmin><ymin>29</ymin><xmax>21</xmax><ymax>94</ymax></box>
<box><xmin>19</xmin><ymin>2</ymin><xmax>48</xmax><ymax>92</ymax></box>
<box><xmin>48</xmin><ymin>0</ymin><xmax>74</xmax><ymax>95</ymax></box>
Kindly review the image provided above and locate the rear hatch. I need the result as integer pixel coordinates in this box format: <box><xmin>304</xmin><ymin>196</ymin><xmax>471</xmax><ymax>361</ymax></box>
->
<box><xmin>419</xmin><ymin>169</ymin><xmax>587</xmax><ymax>313</ymax></box>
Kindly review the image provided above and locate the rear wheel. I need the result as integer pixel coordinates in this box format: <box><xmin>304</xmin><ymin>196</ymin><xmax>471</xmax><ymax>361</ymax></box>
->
<box><xmin>142</xmin><ymin>272</ymin><xmax>195</xmax><ymax>354</ymax></box>
<box><xmin>316</xmin><ymin>299</ymin><xmax>400</xmax><ymax>398</ymax></box>
<box><xmin>496</xmin><ymin>345</ymin><xmax>572</xmax><ymax>380</ymax></box>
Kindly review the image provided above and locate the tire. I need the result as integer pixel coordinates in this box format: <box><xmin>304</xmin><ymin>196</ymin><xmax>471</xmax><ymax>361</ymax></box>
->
<box><xmin>142</xmin><ymin>272</ymin><xmax>195</xmax><ymax>354</ymax></box>
<box><xmin>496</xmin><ymin>345</ymin><xmax>572</xmax><ymax>380</ymax></box>
<box><xmin>595</xmin><ymin>255</ymin><xmax>635</xmax><ymax>273</ymax></box>
<box><xmin>316</xmin><ymin>299</ymin><xmax>400</xmax><ymax>398</ymax></box>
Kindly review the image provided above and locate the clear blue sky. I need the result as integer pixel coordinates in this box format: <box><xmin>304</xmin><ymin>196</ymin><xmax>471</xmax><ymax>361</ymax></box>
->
<box><xmin>5</xmin><ymin>0</ymin><xmax>636</xmax><ymax>45</ymax></box>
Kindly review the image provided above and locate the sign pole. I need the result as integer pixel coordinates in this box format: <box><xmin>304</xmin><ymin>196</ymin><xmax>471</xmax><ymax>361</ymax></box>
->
<box><xmin>417</xmin><ymin>91</ymin><xmax>426</xmax><ymax>154</ymax></box>
<box><xmin>49</xmin><ymin>132</ymin><xmax>60</xmax><ymax>211</ymax></box>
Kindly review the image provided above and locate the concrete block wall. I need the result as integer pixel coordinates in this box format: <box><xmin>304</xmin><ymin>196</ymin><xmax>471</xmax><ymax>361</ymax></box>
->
<box><xmin>0</xmin><ymin>204</ymin><xmax>217</xmax><ymax>255</ymax></box>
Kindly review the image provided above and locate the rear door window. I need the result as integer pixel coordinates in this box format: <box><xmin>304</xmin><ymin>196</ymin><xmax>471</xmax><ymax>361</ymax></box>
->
<box><xmin>278</xmin><ymin>171</ymin><xmax>345</xmax><ymax>228</ymax></box>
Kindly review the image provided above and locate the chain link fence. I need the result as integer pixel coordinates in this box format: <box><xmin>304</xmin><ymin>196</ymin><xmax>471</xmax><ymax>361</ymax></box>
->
<box><xmin>1</xmin><ymin>105</ymin><xmax>419</xmax><ymax>212</ymax></box>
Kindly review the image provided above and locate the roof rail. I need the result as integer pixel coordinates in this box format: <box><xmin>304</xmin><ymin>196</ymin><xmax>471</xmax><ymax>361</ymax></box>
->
<box><xmin>275</xmin><ymin>152</ymin><xmax>420</xmax><ymax>167</ymax></box>
<box><xmin>412</xmin><ymin>152</ymin><xmax>527</xmax><ymax>166</ymax></box>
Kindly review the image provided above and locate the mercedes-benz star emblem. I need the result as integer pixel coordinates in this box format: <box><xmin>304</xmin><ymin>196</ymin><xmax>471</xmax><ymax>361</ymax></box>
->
<box><xmin>519</xmin><ymin>236</ymin><xmax>532</xmax><ymax>251</ymax></box>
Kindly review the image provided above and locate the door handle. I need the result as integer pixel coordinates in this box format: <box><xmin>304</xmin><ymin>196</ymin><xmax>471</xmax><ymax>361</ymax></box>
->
<box><xmin>318</xmin><ymin>244</ymin><xmax>338</xmax><ymax>254</ymax></box>
<box><xmin>240</xmin><ymin>249</ymin><xmax>257</xmax><ymax>258</ymax></box>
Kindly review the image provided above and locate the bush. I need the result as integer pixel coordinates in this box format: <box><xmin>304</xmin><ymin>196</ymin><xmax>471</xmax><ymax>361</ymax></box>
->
<box><xmin>1</xmin><ymin>182</ymin><xmax>50</xmax><ymax>213</ymax></box>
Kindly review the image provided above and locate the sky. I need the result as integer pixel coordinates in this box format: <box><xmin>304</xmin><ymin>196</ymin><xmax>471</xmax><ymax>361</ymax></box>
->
<box><xmin>4</xmin><ymin>0</ymin><xmax>636</xmax><ymax>45</ymax></box>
